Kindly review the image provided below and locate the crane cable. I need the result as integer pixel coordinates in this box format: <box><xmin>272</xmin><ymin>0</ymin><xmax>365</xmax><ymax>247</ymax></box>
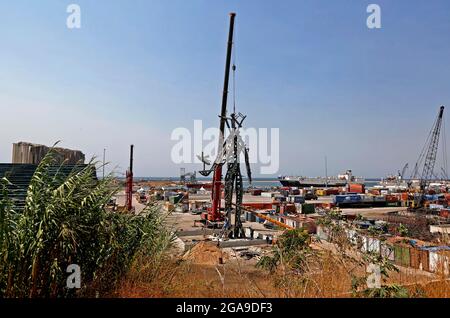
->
<box><xmin>411</xmin><ymin>114</ymin><xmax>437</xmax><ymax>179</ymax></box>
<box><xmin>232</xmin><ymin>20</ymin><xmax>237</xmax><ymax>115</ymax></box>
<box><xmin>442</xmin><ymin>116</ymin><xmax>448</xmax><ymax>179</ymax></box>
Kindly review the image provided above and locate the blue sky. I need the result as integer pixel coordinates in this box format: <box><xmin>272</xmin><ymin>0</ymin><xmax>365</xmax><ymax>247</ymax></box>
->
<box><xmin>1</xmin><ymin>0</ymin><xmax>450</xmax><ymax>178</ymax></box>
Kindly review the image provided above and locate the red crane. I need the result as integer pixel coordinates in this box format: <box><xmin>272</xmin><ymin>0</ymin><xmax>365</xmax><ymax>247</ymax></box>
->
<box><xmin>125</xmin><ymin>144</ymin><xmax>134</xmax><ymax>211</ymax></box>
<box><xmin>199</xmin><ymin>13</ymin><xmax>236</xmax><ymax>224</ymax></box>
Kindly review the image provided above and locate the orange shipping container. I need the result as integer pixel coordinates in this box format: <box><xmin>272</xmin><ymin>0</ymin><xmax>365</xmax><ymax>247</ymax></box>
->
<box><xmin>348</xmin><ymin>183</ymin><xmax>365</xmax><ymax>194</ymax></box>
<box><xmin>386</xmin><ymin>195</ymin><xmax>399</xmax><ymax>203</ymax></box>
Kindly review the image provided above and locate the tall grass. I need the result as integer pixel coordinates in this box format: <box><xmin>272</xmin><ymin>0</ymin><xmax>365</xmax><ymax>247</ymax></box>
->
<box><xmin>0</xmin><ymin>149</ymin><xmax>173</xmax><ymax>298</ymax></box>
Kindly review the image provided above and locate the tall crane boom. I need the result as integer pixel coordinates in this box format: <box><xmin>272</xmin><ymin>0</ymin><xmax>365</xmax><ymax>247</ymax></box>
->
<box><xmin>208</xmin><ymin>12</ymin><xmax>236</xmax><ymax>222</ymax></box>
<box><xmin>420</xmin><ymin>106</ymin><xmax>445</xmax><ymax>191</ymax></box>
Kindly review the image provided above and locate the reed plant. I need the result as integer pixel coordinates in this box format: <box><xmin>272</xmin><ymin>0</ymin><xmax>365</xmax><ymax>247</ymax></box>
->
<box><xmin>0</xmin><ymin>149</ymin><xmax>173</xmax><ymax>298</ymax></box>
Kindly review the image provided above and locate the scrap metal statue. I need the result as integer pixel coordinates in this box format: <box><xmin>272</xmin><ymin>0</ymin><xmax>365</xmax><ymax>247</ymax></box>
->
<box><xmin>198</xmin><ymin>112</ymin><xmax>252</xmax><ymax>238</ymax></box>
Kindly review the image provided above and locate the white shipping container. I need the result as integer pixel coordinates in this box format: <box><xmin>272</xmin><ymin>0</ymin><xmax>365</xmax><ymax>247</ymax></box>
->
<box><xmin>360</xmin><ymin>236</ymin><xmax>368</xmax><ymax>252</ymax></box>
<box><xmin>359</xmin><ymin>195</ymin><xmax>374</xmax><ymax>203</ymax></box>
<box><xmin>367</xmin><ymin>238</ymin><xmax>381</xmax><ymax>254</ymax></box>
<box><xmin>374</xmin><ymin>196</ymin><xmax>386</xmax><ymax>202</ymax></box>
<box><xmin>316</xmin><ymin>226</ymin><xmax>329</xmax><ymax>241</ymax></box>
<box><xmin>381</xmin><ymin>243</ymin><xmax>395</xmax><ymax>261</ymax></box>
<box><xmin>429</xmin><ymin>251</ymin><xmax>450</xmax><ymax>275</ymax></box>
<box><xmin>346</xmin><ymin>229</ymin><xmax>358</xmax><ymax>245</ymax></box>
<box><xmin>286</xmin><ymin>219</ymin><xmax>296</xmax><ymax>229</ymax></box>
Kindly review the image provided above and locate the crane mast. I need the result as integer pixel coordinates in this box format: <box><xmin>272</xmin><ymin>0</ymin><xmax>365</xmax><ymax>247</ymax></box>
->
<box><xmin>419</xmin><ymin>106</ymin><xmax>445</xmax><ymax>192</ymax></box>
<box><xmin>208</xmin><ymin>13</ymin><xmax>236</xmax><ymax>222</ymax></box>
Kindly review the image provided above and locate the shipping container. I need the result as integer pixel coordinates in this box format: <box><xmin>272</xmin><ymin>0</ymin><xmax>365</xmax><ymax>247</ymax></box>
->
<box><xmin>289</xmin><ymin>195</ymin><xmax>305</xmax><ymax>204</ymax></box>
<box><xmin>373</xmin><ymin>195</ymin><xmax>386</xmax><ymax>202</ymax></box>
<box><xmin>346</xmin><ymin>229</ymin><xmax>358</xmax><ymax>245</ymax></box>
<box><xmin>280</xmin><ymin>190</ymin><xmax>289</xmax><ymax>197</ymax></box>
<box><xmin>360</xmin><ymin>235</ymin><xmax>368</xmax><ymax>252</ymax></box>
<box><xmin>280</xmin><ymin>204</ymin><xmax>297</xmax><ymax>214</ymax></box>
<box><xmin>325</xmin><ymin>188</ymin><xmax>340</xmax><ymax>195</ymax></box>
<box><xmin>440</xmin><ymin>209</ymin><xmax>450</xmax><ymax>218</ymax></box>
<box><xmin>424</xmin><ymin>194</ymin><xmax>439</xmax><ymax>201</ymax></box>
<box><xmin>410</xmin><ymin>248</ymin><xmax>430</xmax><ymax>271</ymax></box>
<box><xmin>316</xmin><ymin>226</ymin><xmax>329</xmax><ymax>241</ymax></box>
<box><xmin>315</xmin><ymin>189</ymin><xmax>326</xmax><ymax>196</ymax></box>
<box><xmin>261</xmin><ymin>192</ymin><xmax>281</xmax><ymax>198</ymax></box>
<box><xmin>250</xmin><ymin>189</ymin><xmax>262</xmax><ymax>196</ymax></box>
<box><xmin>301</xmin><ymin>203</ymin><xmax>315</xmax><ymax>214</ymax></box>
<box><xmin>367</xmin><ymin>237</ymin><xmax>381</xmax><ymax>254</ymax></box>
<box><xmin>429</xmin><ymin>251</ymin><xmax>450</xmax><ymax>275</ymax></box>
<box><xmin>169</xmin><ymin>194</ymin><xmax>184</xmax><ymax>204</ymax></box>
<box><xmin>386</xmin><ymin>195</ymin><xmax>399</xmax><ymax>203</ymax></box>
<box><xmin>348</xmin><ymin>183</ymin><xmax>365</xmax><ymax>194</ymax></box>
<box><xmin>394</xmin><ymin>245</ymin><xmax>411</xmax><ymax>267</ymax></box>
<box><xmin>359</xmin><ymin>195</ymin><xmax>374</xmax><ymax>203</ymax></box>
<box><xmin>275</xmin><ymin>196</ymin><xmax>287</xmax><ymax>202</ymax></box>
<box><xmin>381</xmin><ymin>243</ymin><xmax>395</xmax><ymax>261</ymax></box>
<box><xmin>333</xmin><ymin>194</ymin><xmax>361</xmax><ymax>204</ymax></box>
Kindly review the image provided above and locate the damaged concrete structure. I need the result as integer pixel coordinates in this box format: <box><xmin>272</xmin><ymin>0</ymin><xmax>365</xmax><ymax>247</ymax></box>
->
<box><xmin>12</xmin><ymin>142</ymin><xmax>85</xmax><ymax>165</ymax></box>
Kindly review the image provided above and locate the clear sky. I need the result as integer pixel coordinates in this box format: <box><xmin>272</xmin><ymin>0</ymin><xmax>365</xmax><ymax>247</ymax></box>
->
<box><xmin>1</xmin><ymin>0</ymin><xmax>450</xmax><ymax>178</ymax></box>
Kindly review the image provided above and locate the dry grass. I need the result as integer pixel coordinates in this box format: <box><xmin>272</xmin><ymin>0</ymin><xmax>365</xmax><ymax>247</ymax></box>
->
<box><xmin>113</xmin><ymin>246</ymin><xmax>450</xmax><ymax>298</ymax></box>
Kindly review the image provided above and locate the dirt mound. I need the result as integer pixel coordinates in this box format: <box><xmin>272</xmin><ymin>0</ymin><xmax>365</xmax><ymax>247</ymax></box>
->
<box><xmin>183</xmin><ymin>241</ymin><xmax>228</xmax><ymax>265</ymax></box>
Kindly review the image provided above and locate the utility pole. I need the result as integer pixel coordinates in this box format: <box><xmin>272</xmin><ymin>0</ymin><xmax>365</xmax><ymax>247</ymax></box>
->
<box><xmin>102</xmin><ymin>148</ymin><xmax>106</xmax><ymax>179</ymax></box>
<box><xmin>325</xmin><ymin>156</ymin><xmax>328</xmax><ymax>188</ymax></box>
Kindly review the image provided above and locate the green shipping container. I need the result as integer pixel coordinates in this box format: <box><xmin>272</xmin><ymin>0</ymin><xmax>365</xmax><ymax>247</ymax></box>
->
<box><xmin>387</xmin><ymin>202</ymin><xmax>400</xmax><ymax>207</ymax></box>
<box><xmin>169</xmin><ymin>195</ymin><xmax>183</xmax><ymax>204</ymax></box>
<box><xmin>394</xmin><ymin>245</ymin><xmax>410</xmax><ymax>267</ymax></box>
<box><xmin>301</xmin><ymin>203</ymin><xmax>315</xmax><ymax>214</ymax></box>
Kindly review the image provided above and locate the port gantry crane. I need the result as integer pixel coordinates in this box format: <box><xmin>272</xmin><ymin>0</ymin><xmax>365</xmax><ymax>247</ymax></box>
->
<box><xmin>198</xmin><ymin>12</ymin><xmax>252</xmax><ymax>238</ymax></box>
<box><xmin>409</xmin><ymin>106</ymin><xmax>445</xmax><ymax>207</ymax></box>
<box><xmin>399</xmin><ymin>162</ymin><xmax>408</xmax><ymax>181</ymax></box>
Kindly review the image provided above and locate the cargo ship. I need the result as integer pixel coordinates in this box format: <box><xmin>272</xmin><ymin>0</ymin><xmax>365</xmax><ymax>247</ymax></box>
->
<box><xmin>278</xmin><ymin>170</ymin><xmax>364</xmax><ymax>188</ymax></box>
<box><xmin>375</xmin><ymin>173</ymin><xmax>409</xmax><ymax>190</ymax></box>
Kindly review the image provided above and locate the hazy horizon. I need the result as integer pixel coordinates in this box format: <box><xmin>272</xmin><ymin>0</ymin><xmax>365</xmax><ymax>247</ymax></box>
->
<box><xmin>1</xmin><ymin>0</ymin><xmax>450</xmax><ymax>178</ymax></box>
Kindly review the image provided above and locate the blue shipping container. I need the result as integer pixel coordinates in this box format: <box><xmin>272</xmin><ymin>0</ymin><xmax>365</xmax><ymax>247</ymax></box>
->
<box><xmin>333</xmin><ymin>195</ymin><xmax>361</xmax><ymax>204</ymax></box>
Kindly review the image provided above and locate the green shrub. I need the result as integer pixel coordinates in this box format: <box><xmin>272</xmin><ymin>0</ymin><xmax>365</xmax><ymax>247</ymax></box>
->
<box><xmin>0</xmin><ymin>149</ymin><xmax>173</xmax><ymax>298</ymax></box>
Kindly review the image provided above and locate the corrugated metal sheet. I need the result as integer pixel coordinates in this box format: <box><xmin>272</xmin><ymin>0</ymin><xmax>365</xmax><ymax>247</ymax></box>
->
<box><xmin>429</xmin><ymin>251</ymin><xmax>450</xmax><ymax>275</ymax></box>
<box><xmin>367</xmin><ymin>237</ymin><xmax>381</xmax><ymax>253</ymax></box>
<box><xmin>0</xmin><ymin>163</ymin><xmax>96</xmax><ymax>210</ymax></box>
<box><xmin>410</xmin><ymin>248</ymin><xmax>430</xmax><ymax>271</ymax></box>
<box><xmin>316</xmin><ymin>226</ymin><xmax>329</xmax><ymax>241</ymax></box>
<box><xmin>381</xmin><ymin>243</ymin><xmax>395</xmax><ymax>261</ymax></box>
<box><xmin>394</xmin><ymin>245</ymin><xmax>411</xmax><ymax>267</ymax></box>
